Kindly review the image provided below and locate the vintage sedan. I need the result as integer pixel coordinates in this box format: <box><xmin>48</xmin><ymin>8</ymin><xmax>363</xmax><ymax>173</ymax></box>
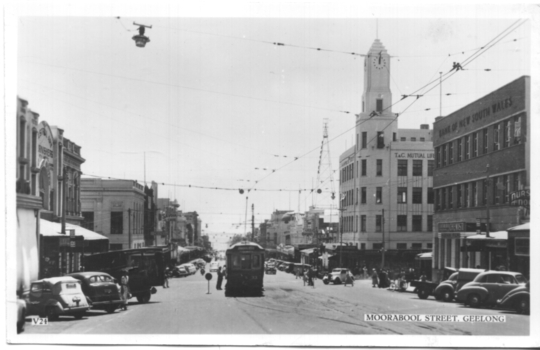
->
<box><xmin>456</xmin><ymin>271</ymin><xmax>528</xmax><ymax>308</ymax></box>
<box><xmin>68</xmin><ymin>272</ymin><xmax>124</xmax><ymax>314</ymax></box>
<box><xmin>172</xmin><ymin>265</ymin><xmax>189</xmax><ymax>278</ymax></box>
<box><xmin>323</xmin><ymin>268</ymin><xmax>354</xmax><ymax>285</ymax></box>
<box><xmin>24</xmin><ymin>276</ymin><xmax>91</xmax><ymax>320</ymax></box>
<box><xmin>433</xmin><ymin>268</ymin><xmax>484</xmax><ymax>302</ymax></box>
<box><xmin>497</xmin><ymin>282</ymin><xmax>530</xmax><ymax>314</ymax></box>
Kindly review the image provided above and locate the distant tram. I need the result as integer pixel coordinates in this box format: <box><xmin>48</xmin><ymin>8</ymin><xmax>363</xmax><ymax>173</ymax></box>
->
<box><xmin>225</xmin><ymin>241</ymin><xmax>265</xmax><ymax>292</ymax></box>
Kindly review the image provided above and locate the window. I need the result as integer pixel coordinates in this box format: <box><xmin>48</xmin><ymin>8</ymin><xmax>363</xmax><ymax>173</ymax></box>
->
<box><xmin>420</xmin><ymin>137</ymin><xmax>425</xmax><ymax>142</ymax></box>
<box><xmin>110</xmin><ymin>243</ymin><xmax>123</xmax><ymax>251</ymax></box>
<box><xmin>436</xmin><ymin>147</ymin><xmax>441</xmax><ymax>168</ymax></box>
<box><xmin>472</xmin><ymin>132</ymin><xmax>478</xmax><ymax>157</ymax></box>
<box><xmin>361</xmin><ymin>187</ymin><xmax>366</xmax><ymax>204</ymax></box>
<box><xmin>412</xmin><ymin>187</ymin><xmax>422</xmax><ymax>204</ymax></box>
<box><xmin>82</xmin><ymin>212</ymin><xmax>94</xmax><ymax>230</ymax></box>
<box><xmin>493</xmin><ymin>124</ymin><xmax>500</xmax><ymax>151</ymax></box>
<box><xmin>413</xmin><ymin>160</ymin><xmax>422</xmax><ymax>176</ymax></box>
<box><xmin>376</xmin><ymin>99</ymin><xmax>383</xmax><ymax>112</ymax></box>
<box><xmin>457</xmin><ymin>138</ymin><xmax>462</xmax><ymax>162</ymax></box>
<box><xmin>411</xmin><ymin>243</ymin><xmax>422</xmax><ymax>249</ymax></box>
<box><xmin>111</xmin><ymin>212</ymin><xmax>123</xmax><ymax>234</ymax></box>
<box><xmin>436</xmin><ymin>189</ymin><xmax>441</xmax><ymax>211</ymax></box>
<box><xmin>441</xmin><ymin>188</ymin><xmax>446</xmax><ymax>210</ymax></box>
<box><xmin>412</xmin><ymin>215</ymin><xmax>422</xmax><ymax>231</ymax></box>
<box><xmin>361</xmin><ymin>215</ymin><xmax>366</xmax><ymax>232</ymax></box>
<box><xmin>503</xmin><ymin>120</ymin><xmax>510</xmax><ymax>148</ymax></box>
<box><xmin>393</xmin><ymin>133</ymin><xmax>397</xmax><ymax>142</ymax></box>
<box><xmin>427</xmin><ymin>215</ymin><xmax>433</xmax><ymax>232</ymax></box>
<box><xmin>427</xmin><ymin>187</ymin><xmax>434</xmax><ymax>204</ymax></box>
<box><xmin>376</xmin><ymin>187</ymin><xmax>382</xmax><ymax>204</ymax></box>
<box><xmin>362</xmin><ymin>131</ymin><xmax>367</xmax><ymax>148</ymax></box>
<box><xmin>375</xmin><ymin>215</ymin><xmax>382</xmax><ymax>232</ymax></box>
<box><xmin>397</xmin><ymin>215</ymin><xmax>407</xmax><ymax>232</ymax></box>
<box><xmin>411</xmin><ymin>137</ymin><xmax>417</xmax><ymax>142</ymax></box>
<box><xmin>398</xmin><ymin>159</ymin><xmax>407</xmax><ymax>176</ymax></box>
<box><xmin>377</xmin><ymin>132</ymin><xmax>385</xmax><ymax>149</ymax></box>
<box><xmin>361</xmin><ymin>159</ymin><xmax>367</xmax><ymax>176</ymax></box>
<box><xmin>483</xmin><ymin>128</ymin><xmax>489</xmax><ymax>154</ymax></box>
<box><xmin>427</xmin><ymin>243</ymin><xmax>433</xmax><ymax>249</ymax></box>
<box><xmin>360</xmin><ymin>243</ymin><xmax>366</xmax><ymax>250</ymax></box>
<box><xmin>448</xmin><ymin>142</ymin><xmax>454</xmax><ymax>164</ymax></box>
<box><xmin>492</xmin><ymin>177</ymin><xmax>499</xmax><ymax>205</ymax></box>
<box><xmin>464</xmin><ymin>136</ymin><xmax>470</xmax><ymax>160</ymax></box>
<box><xmin>428</xmin><ymin>160</ymin><xmax>434</xmax><ymax>176</ymax></box>
<box><xmin>448</xmin><ymin>186</ymin><xmax>454</xmax><ymax>209</ymax></box>
<box><xmin>464</xmin><ymin>183</ymin><xmax>469</xmax><ymax>208</ymax></box>
<box><xmin>514</xmin><ymin>115</ymin><xmax>522</xmax><ymax>144</ymax></box>
<box><xmin>471</xmin><ymin>181</ymin><xmax>477</xmax><ymax>207</ymax></box>
<box><xmin>503</xmin><ymin>175</ymin><xmax>510</xmax><ymax>203</ymax></box>
<box><xmin>483</xmin><ymin>179</ymin><xmax>488</xmax><ymax>205</ymax></box>
<box><xmin>376</xmin><ymin>159</ymin><xmax>383</xmax><ymax>176</ymax></box>
<box><xmin>397</xmin><ymin>243</ymin><xmax>407</xmax><ymax>250</ymax></box>
<box><xmin>441</xmin><ymin>144</ymin><xmax>447</xmax><ymax>166</ymax></box>
<box><xmin>457</xmin><ymin>185</ymin><xmax>462</xmax><ymax>208</ymax></box>
<box><xmin>373</xmin><ymin>243</ymin><xmax>382</xmax><ymax>250</ymax></box>
<box><xmin>401</xmin><ymin>137</ymin><xmax>406</xmax><ymax>141</ymax></box>
<box><xmin>513</xmin><ymin>172</ymin><xmax>520</xmax><ymax>192</ymax></box>
<box><xmin>398</xmin><ymin>187</ymin><xmax>407</xmax><ymax>203</ymax></box>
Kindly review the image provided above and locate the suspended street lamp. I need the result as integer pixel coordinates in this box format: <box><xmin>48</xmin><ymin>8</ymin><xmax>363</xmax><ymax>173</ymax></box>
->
<box><xmin>132</xmin><ymin>22</ymin><xmax>152</xmax><ymax>48</ymax></box>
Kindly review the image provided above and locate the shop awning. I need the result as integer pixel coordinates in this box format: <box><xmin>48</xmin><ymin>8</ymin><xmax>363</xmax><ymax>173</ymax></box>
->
<box><xmin>466</xmin><ymin>231</ymin><xmax>507</xmax><ymax>240</ymax></box>
<box><xmin>507</xmin><ymin>222</ymin><xmax>530</xmax><ymax>231</ymax></box>
<box><xmin>40</xmin><ymin>219</ymin><xmax>108</xmax><ymax>240</ymax></box>
<box><xmin>416</xmin><ymin>252</ymin><xmax>432</xmax><ymax>260</ymax></box>
<box><xmin>300</xmin><ymin>248</ymin><xmax>316</xmax><ymax>255</ymax></box>
<box><xmin>177</xmin><ymin>246</ymin><xmax>191</xmax><ymax>253</ymax></box>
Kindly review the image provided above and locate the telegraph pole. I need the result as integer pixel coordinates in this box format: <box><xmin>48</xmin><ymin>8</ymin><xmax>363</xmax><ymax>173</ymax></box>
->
<box><xmin>381</xmin><ymin>208</ymin><xmax>386</xmax><ymax>268</ymax></box>
<box><xmin>251</xmin><ymin>203</ymin><xmax>255</xmax><ymax>242</ymax></box>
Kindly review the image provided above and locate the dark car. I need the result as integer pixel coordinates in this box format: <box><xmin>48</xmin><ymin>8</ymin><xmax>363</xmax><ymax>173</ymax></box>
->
<box><xmin>24</xmin><ymin>277</ymin><xmax>91</xmax><ymax>320</ymax></box>
<box><xmin>497</xmin><ymin>281</ymin><xmax>530</xmax><ymax>314</ymax></box>
<box><xmin>456</xmin><ymin>271</ymin><xmax>528</xmax><ymax>308</ymax></box>
<box><xmin>68</xmin><ymin>272</ymin><xmax>124</xmax><ymax>314</ymax></box>
<box><xmin>433</xmin><ymin>268</ymin><xmax>484</xmax><ymax>302</ymax></box>
<box><xmin>265</xmin><ymin>266</ymin><xmax>277</xmax><ymax>275</ymax></box>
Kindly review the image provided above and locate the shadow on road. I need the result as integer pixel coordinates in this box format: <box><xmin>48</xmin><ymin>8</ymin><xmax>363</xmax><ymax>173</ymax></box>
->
<box><xmin>224</xmin><ymin>288</ymin><xmax>265</xmax><ymax>298</ymax></box>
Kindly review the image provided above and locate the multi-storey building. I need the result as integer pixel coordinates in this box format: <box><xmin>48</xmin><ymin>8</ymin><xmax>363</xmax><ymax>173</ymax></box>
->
<box><xmin>338</xmin><ymin>39</ymin><xmax>434</xmax><ymax>268</ymax></box>
<box><xmin>432</xmin><ymin>76</ymin><xmax>530</xmax><ymax>281</ymax></box>
<box><xmin>16</xmin><ymin>96</ymin><xmax>42</xmax><ymax>294</ymax></box>
<box><xmin>81</xmin><ymin>178</ymin><xmax>146</xmax><ymax>250</ymax></box>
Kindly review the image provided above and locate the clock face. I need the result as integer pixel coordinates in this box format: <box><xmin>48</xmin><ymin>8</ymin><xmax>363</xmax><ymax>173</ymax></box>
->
<box><xmin>373</xmin><ymin>56</ymin><xmax>387</xmax><ymax>70</ymax></box>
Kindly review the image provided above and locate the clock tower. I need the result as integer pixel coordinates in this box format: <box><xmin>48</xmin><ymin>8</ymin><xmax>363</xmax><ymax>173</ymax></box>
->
<box><xmin>357</xmin><ymin>39</ymin><xmax>397</xmax><ymax>148</ymax></box>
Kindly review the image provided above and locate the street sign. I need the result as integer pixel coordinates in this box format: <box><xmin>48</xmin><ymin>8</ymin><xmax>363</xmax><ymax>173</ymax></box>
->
<box><xmin>205</xmin><ymin>273</ymin><xmax>212</xmax><ymax>281</ymax></box>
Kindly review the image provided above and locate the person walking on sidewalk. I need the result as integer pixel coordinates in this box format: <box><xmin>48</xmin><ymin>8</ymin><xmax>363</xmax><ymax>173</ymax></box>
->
<box><xmin>163</xmin><ymin>267</ymin><xmax>170</xmax><ymax>288</ymax></box>
<box><xmin>120</xmin><ymin>271</ymin><xmax>130</xmax><ymax>311</ymax></box>
<box><xmin>371</xmin><ymin>268</ymin><xmax>379</xmax><ymax>288</ymax></box>
<box><xmin>216</xmin><ymin>266</ymin><xmax>224</xmax><ymax>290</ymax></box>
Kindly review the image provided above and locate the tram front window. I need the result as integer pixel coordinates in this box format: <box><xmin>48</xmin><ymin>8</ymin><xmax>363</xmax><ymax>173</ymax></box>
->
<box><xmin>232</xmin><ymin>254</ymin><xmax>252</xmax><ymax>269</ymax></box>
<box><xmin>252</xmin><ymin>254</ymin><xmax>260</xmax><ymax>268</ymax></box>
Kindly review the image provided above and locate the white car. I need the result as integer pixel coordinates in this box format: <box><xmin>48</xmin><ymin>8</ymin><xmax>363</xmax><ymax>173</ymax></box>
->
<box><xmin>210</xmin><ymin>262</ymin><xmax>219</xmax><ymax>272</ymax></box>
<box><xmin>179</xmin><ymin>263</ymin><xmax>197</xmax><ymax>275</ymax></box>
<box><xmin>324</xmin><ymin>268</ymin><xmax>354</xmax><ymax>285</ymax></box>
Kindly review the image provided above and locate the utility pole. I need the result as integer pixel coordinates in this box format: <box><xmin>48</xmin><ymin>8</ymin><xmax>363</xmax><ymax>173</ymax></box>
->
<box><xmin>128</xmin><ymin>208</ymin><xmax>132</xmax><ymax>249</ymax></box>
<box><xmin>251</xmin><ymin>203</ymin><xmax>255</xmax><ymax>242</ymax></box>
<box><xmin>381</xmin><ymin>208</ymin><xmax>386</xmax><ymax>268</ymax></box>
<box><xmin>244</xmin><ymin>196</ymin><xmax>248</xmax><ymax>237</ymax></box>
<box><xmin>439</xmin><ymin>72</ymin><xmax>442</xmax><ymax>117</ymax></box>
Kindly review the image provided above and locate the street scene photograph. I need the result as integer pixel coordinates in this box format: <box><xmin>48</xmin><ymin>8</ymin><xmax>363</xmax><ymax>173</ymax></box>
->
<box><xmin>4</xmin><ymin>1</ymin><xmax>539</xmax><ymax>348</ymax></box>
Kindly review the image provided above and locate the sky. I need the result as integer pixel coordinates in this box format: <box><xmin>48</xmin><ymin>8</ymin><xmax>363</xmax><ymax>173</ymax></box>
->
<box><xmin>8</xmin><ymin>2</ymin><xmax>537</xmax><ymax>248</ymax></box>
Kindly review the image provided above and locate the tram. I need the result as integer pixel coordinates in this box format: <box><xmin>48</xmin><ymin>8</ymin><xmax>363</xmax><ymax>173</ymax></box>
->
<box><xmin>225</xmin><ymin>241</ymin><xmax>265</xmax><ymax>292</ymax></box>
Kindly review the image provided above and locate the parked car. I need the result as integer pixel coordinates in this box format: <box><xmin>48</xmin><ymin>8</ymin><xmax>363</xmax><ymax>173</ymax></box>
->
<box><xmin>323</xmin><ymin>268</ymin><xmax>354</xmax><ymax>285</ymax></box>
<box><xmin>173</xmin><ymin>265</ymin><xmax>190</xmax><ymax>278</ymax></box>
<box><xmin>456</xmin><ymin>271</ymin><xmax>528</xmax><ymax>308</ymax></box>
<box><xmin>180</xmin><ymin>263</ymin><xmax>197</xmax><ymax>275</ymax></box>
<box><xmin>209</xmin><ymin>262</ymin><xmax>219</xmax><ymax>272</ymax></box>
<box><xmin>24</xmin><ymin>277</ymin><xmax>91</xmax><ymax>320</ymax></box>
<box><xmin>433</xmin><ymin>268</ymin><xmax>484</xmax><ymax>302</ymax></box>
<box><xmin>411</xmin><ymin>267</ymin><xmax>456</xmax><ymax>299</ymax></box>
<box><xmin>67</xmin><ymin>272</ymin><xmax>124</xmax><ymax>314</ymax></box>
<box><xmin>265</xmin><ymin>266</ymin><xmax>277</xmax><ymax>275</ymax></box>
<box><xmin>497</xmin><ymin>281</ymin><xmax>530</xmax><ymax>314</ymax></box>
<box><xmin>189</xmin><ymin>259</ymin><xmax>207</xmax><ymax>270</ymax></box>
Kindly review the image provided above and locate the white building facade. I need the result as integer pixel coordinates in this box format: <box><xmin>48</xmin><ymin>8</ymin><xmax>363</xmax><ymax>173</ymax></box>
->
<box><xmin>338</xmin><ymin>39</ymin><xmax>434</xmax><ymax>255</ymax></box>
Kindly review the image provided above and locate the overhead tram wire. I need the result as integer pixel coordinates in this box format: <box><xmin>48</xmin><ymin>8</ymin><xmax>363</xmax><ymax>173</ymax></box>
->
<box><xmin>247</xmin><ymin>19</ymin><xmax>527</xmax><ymax>190</ymax></box>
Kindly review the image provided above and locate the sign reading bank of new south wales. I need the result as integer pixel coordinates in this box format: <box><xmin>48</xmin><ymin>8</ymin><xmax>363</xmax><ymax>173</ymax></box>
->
<box><xmin>394</xmin><ymin>152</ymin><xmax>434</xmax><ymax>159</ymax></box>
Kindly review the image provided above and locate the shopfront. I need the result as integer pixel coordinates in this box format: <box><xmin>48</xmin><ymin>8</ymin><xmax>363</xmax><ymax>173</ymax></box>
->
<box><xmin>507</xmin><ymin>222</ymin><xmax>529</xmax><ymax>278</ymax></box>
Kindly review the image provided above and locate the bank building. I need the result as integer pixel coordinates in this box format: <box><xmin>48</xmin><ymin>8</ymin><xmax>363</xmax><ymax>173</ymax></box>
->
<box><xmin>338</xmin><ymin>39</ymin><xmax>434</xmax><ymax>269</ymax></box>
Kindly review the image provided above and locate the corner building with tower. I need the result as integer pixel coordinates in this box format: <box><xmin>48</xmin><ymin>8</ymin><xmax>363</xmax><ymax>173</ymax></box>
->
<box><xmin>338</xmin><ymin>39</ymin><xmax>434</xmax><ymax>269</ymax></box>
